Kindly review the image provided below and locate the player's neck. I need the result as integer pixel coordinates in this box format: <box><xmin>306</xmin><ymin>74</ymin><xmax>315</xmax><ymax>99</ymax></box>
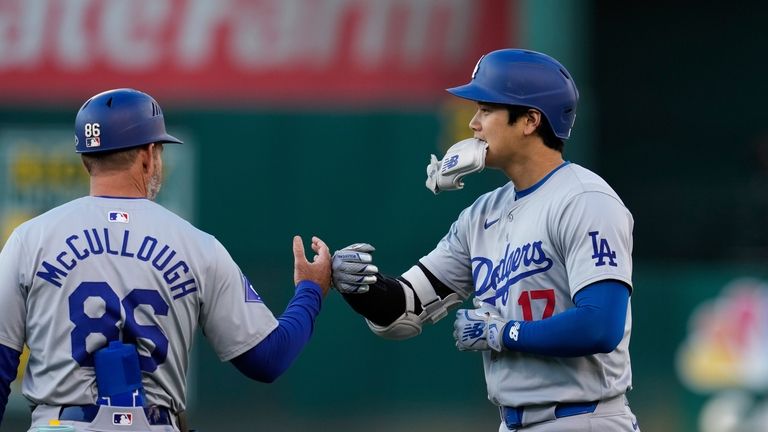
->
<box><xmin>89</xmin><ymin>172</ymin><xmax>148</xmax><ymax>199</ymax></box>
<box><xmin>502</xmin><ymin>148</ymin><xmax>564</xmax><ymax>190</ymax></box>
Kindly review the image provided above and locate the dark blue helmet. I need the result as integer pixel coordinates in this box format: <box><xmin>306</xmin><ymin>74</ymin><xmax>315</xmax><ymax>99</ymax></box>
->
<box><xmin>447</xmin><ymin>49</ymin><xmax>579</xmax><ymax>139</ymax></box>
<box><xmin>75</xmin><ymin>88</ymin><xmax>182</xmax><ymax>153</ymax></box>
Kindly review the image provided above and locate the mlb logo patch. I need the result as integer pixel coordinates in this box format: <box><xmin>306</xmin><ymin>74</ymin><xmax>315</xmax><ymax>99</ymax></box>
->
<box><xmin>113</xmin><ymin>412</ymin><xmax>133</xmax><ymax>426</ymax></box>
<box><xmin>243</xmin><ymin>275</ymin><xmax>263</xmax><ymax>303</ymax></box>
<box><xmin>86</xmin><ymin>137</ymin><xmax>101</xmax><ymax>148</ymax></box>
<box><xmin>108</xmin><ymin>211</ymin><xmax>130</xmax><ymax>223</ymax></box>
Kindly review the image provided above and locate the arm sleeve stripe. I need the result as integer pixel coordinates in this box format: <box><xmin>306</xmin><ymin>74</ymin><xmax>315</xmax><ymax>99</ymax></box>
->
<box><xmin>401</xmin><ymin>265</ymin><xmax>438</xmax><ymax>307</ymax></box>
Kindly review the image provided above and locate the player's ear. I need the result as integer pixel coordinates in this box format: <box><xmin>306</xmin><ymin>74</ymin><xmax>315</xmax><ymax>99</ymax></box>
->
<box><xmin>139</xmin><ymin>143</ymin><xmax>155</xmax><ymax>174</ymax></box>
<box><xmin>522</xmin><ymin>110</ymin><xmax>542</xmax><ymax>136</ymax></box>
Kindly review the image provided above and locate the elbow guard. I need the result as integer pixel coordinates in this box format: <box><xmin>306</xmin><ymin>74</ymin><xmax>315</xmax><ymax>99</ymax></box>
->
<box><xmin>367</xmin><ymin>265</ymin><xmax>463</xmax><ymax>340</ymax></box>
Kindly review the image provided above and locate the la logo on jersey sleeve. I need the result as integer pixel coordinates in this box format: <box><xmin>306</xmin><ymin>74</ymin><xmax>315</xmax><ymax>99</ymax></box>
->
<box><xmin>243</xmin><ymin>275</ymin><xmax>263</xmax><ymax>303</ymax></box>
<box><xmin>588</xmin><ymin>231</ymin><xmax>617</xmax><ymax>267</ymax></box>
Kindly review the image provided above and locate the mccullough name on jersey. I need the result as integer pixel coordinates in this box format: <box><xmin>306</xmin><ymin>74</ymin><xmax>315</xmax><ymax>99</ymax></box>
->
<box><xmin>35</xmin><ymin>227</ymin><xmax>197</xmax><ymax>300</ymax></box>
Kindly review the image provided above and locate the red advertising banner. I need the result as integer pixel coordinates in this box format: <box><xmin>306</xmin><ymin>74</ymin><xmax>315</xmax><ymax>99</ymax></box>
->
<box><xmin>0</xmin><ymin>0</ymin><xmax>516</xmax><ymax>106</ymax></box>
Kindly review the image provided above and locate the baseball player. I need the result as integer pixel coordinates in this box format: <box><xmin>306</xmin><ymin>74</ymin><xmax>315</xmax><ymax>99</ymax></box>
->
<box><xmin>0</xmin><ymin>88</ymin><xmax>332</xmax><ymax>431</ymax></box>
<box><xmin>332</xmin><ymin>49</ymin><xmax>640</xmax><ymax>431</ymax></box>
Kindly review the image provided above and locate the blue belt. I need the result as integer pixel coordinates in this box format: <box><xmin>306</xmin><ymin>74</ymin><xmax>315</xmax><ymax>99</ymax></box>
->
<box><xmin>501</xmin><ymin>400</ymin><xmax>598</xmax><ymax>429</ymax></box>
<box><xmin>59</xmin><ymin>405</ymin><xmax>173</xmax><ymax>426</ymax></box>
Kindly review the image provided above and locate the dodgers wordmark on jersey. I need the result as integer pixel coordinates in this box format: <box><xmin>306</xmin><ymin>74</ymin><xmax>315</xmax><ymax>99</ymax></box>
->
<box><xmin>421</xmin><ymin>162</ymin><xmax>634</xmax><ymax>407</ymax></box>
<box><xmin>0</xmin><ymin>196</ymin><xmax>278</xmax><ymax>413</ymax></box>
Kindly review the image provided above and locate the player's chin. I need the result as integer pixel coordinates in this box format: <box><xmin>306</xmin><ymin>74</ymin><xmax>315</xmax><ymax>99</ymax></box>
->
<box><xmin>483</xmin><ymin>151</ymin><xmax>498</xmax><ymax>168</ymax></box>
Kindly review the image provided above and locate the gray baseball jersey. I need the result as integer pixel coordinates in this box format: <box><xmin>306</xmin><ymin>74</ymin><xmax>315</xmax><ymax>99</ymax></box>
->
<box><xmin>0</xmin><ymin>196</ymin><xmax>278</xmax><ymax>413</ymax></box>
<box><xmin>421</xmin><ymin>162</ymin><xmax>634</xmax><ymax>407</ymax></box>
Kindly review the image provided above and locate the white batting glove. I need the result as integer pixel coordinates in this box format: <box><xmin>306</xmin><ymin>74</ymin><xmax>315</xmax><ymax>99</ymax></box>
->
<box><xmin>453</xmin><ymin>300</ymin><xmax>506</xmax><ymax>352</ymax></box>
<box><xmin>425</xmin><ymin>138</ymin><xmax>488</xmax><ymax>194</ymax></box>
<box><xmin>332</xmin><ymin>243</ymin><xmax>379</xmax><ymax>294</ymax></box>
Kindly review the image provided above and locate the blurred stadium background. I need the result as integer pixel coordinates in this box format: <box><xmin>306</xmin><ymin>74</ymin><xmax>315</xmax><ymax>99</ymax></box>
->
<box><xmin>1</xmin><ymin>1</ymin><xmax>767</xmax><ymax>431</ymax></box>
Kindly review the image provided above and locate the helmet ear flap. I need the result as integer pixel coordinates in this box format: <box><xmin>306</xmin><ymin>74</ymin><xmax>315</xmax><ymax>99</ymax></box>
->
<box><xmin>74</xmin><ymin>88</ymin><xmax>183</xmax><ymax>154</ymax></box>
<box><xmin>446</xmin><ymin>49</ymin><xmax>579</xmax><ymax>140</ymax></box>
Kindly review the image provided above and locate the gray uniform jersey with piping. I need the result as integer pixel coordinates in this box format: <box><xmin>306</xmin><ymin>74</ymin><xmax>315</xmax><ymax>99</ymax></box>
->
<box><xmin>421</xmin><ymin>163</ymin><xmax>634</xmax><ymax>407</ymax></box>
<box><xmin>0</xmin><ymin>196</ymin><xmax>278</xmax><ymax>413</ymax></box>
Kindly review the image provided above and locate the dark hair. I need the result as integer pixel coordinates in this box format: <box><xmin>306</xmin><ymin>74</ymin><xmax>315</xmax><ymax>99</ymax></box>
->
<box><xmin>485</xmin><ymin>103</ymin><xmax>564</xmax><ymax>152</ymax></box>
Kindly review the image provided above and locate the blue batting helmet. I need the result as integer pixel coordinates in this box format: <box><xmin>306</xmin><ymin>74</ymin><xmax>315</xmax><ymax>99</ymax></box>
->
<box><xmin>447</xmin><ymin>49</ymin><xmax>579</xmax><ymax>139</ymax></box>
<box><xmin>75</xmin><ymin>88</ymin><xmax>182</xmax><ymax>153</ymax></box>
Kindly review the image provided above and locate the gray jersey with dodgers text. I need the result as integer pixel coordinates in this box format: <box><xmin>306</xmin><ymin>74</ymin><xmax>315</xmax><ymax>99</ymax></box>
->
<box><xmin>0</xmin><ymin>197</ymin><xmax>278</xmax><ymax>413</ymax></box>
<box><xmin>421</xmin><ymin>163</ymin><xmax>634</xmax><ymax>407</ymax></box>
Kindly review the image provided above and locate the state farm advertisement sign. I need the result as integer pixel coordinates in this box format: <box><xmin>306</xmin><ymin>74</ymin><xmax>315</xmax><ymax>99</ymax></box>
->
<box><xmin>0</xmin><ymin>0</ymin><xmax>515</xmax><ymax>105</ymax></box>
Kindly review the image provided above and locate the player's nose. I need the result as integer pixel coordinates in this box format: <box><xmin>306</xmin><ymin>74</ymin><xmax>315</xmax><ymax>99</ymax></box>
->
<box><xmin>469</xmin><ymin>112</ymin><xmax>481</xmax><ymax>132</ymax></box>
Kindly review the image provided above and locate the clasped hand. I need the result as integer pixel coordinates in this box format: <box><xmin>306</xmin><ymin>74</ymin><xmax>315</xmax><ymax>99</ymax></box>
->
<box><xmin>331</xmin><ymin>243</ymin><xmax>379</xmax><ymax>294</ymax></box>
<box><xmin>453</xmin><ymin>300</ymin><xmax>506</xmax><ymax>352</ymax></box>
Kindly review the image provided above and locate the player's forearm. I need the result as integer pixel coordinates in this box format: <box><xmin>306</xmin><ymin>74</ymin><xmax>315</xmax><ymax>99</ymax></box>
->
<box><xmin>340</xmin><ymin>262</ymin><xmax>457</xmax><ymax>326</ymax></box>
<box><xmin>0</xmin><ymin>344</ymin><xmax>21</xmax><ymax>425</ymax></box>
<box><xmin>230</xmin><ymin>280</ymin><xmax>322</xmax><ymax>382</ymax></box>
<box><xmin>340</xmin><ymin>273</ymin><xmax>406</xmax><ymax>326</ymax></box>
<box><xmin>501</xmin><ymin>280</ymin><xmax>630</xmax><ymax>357</ymax></box>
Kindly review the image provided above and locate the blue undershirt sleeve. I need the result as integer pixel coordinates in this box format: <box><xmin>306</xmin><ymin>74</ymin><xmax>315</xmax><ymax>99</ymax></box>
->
<box><xmin>230</xmin><ymin>280</ymin><xmax>323</xmax><ymax>383</ymax></box>
<box><xmin>501</xmin><ymin>280</ymin><xmax>630</xmax><ymax>357</ymax></box>
<box><xmin>0</xmin><ymin>343</ymin><xmax>21</xmax><ymax>425</ymax></box>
